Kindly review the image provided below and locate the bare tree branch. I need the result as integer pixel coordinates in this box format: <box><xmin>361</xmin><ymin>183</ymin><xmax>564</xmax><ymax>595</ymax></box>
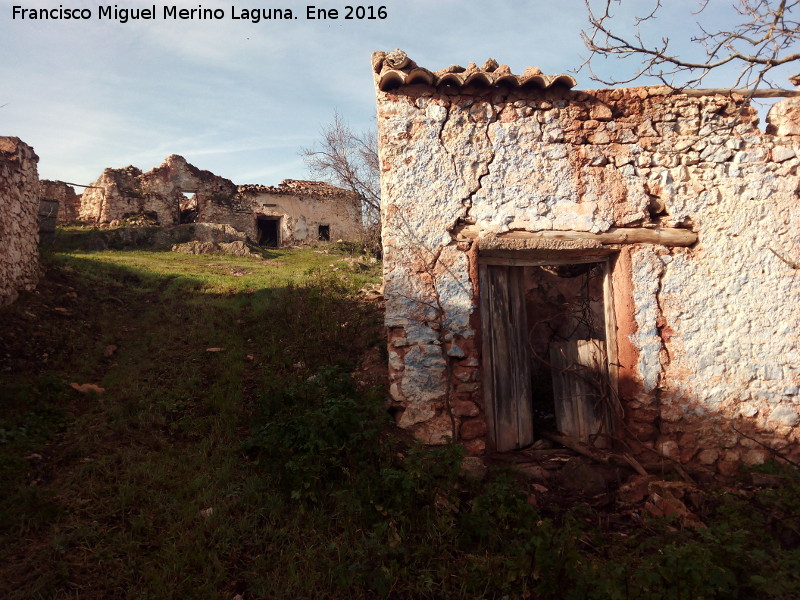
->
<box><xmin>301</xmin><ymin>111</ymin><xmax>381</xmax><ymax>227</ymax></box>
<box><xmin>581</xmin><ymin>0</ymin><xmax>800</xmax><ymax>89</ymax></box>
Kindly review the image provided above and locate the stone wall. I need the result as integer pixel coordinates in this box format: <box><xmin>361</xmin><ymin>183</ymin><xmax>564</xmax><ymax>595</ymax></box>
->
<box><xmin>79</xmin><ymin>155</ymin><xmax>238</xmax><ymax>226</ymax></box>
<box><xmin>236</xmin><ymin>180</ymin><xmax>363</xmax><ymax>244</ymax></box>
<box><xmin>374</xmin><ymin>51</ymin><xmax>800</xmax><ymax>475</ymax></box>
<box><xmin>0</xmin><ymin>137</ymin><xmax>40</xmax><ymax>306</ymax></box>
<box><xmin>78</xmin><ymin>157</ymin><xmax>362</xmax><ymax>245</ymax></box>
<box><xmin>41</xmin><ymin>179</ymin><xmax>80</xmax><ymax>224</ymax></box>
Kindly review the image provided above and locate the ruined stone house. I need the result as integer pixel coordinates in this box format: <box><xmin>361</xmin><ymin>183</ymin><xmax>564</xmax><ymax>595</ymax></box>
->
<box><xmin>77</xmin><ymin>155</ymin><xmax>362</xmax><ymax>246</ymax></box>
<box><xmin>374</xmin><ymin>50</ymin><xmax>800</xmax><ymax>476</ymax></box>
<box><xmin>40</xmin><ymin>179</ymin><xmax>81</xmax><ymax>225</ymax></box>
<box><xmin>0</xmin><ymin>137</ymin><xmax>40</xmax><ymax>306</ymax></box>
<box><xmin>232</xmin><ymin>180</ymin><xmax>362</xmax><ymax>246</ymax></box>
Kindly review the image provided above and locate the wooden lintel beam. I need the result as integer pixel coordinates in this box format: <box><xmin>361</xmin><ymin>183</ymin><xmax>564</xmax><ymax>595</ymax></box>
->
<box><xmin>683</xmin><ymin>88</ymin><xmax>800</xmax><ymax>98</ymax></box>
<box><xmin>455</xmin><ymin>225</ymin><xmax>697</xmax><ymax>247</ymax></box>
<box><xmin>640</xmin><ymin>86</ymin><xmax>800</xmax><ymax>98</ymax></box>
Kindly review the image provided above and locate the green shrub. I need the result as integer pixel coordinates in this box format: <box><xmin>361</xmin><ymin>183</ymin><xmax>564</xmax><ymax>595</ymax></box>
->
<box><xmin>245</xmin><ymin>368</ymin><xmax>385</xmax><ymax>501</ymax></box>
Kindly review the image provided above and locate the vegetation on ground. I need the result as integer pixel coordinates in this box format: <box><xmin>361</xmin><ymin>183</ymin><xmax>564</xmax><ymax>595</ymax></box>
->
<box><xmin>1</xmin><ymin>228</ymin><xmax>798</xmax><ymax>599</ymax></box>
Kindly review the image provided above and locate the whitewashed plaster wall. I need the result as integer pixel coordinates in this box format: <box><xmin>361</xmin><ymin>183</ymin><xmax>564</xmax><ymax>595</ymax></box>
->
<box><xmin>376</xmin><ymin>79</ymin><xmax>800</xmax><ymax>471</ymax></box>
<box><xmin>238</xmin><ymin>190</ymin><xmax>363</xmax><ymax>245</ymax></box>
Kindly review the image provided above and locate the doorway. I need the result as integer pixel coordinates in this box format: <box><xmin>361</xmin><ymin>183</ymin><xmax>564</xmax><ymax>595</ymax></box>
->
<box><xmin>480</xmin><ymin>257</ymin><xmax>618</xmax><ymax>452</ymax></box>
<box><xmin>257</xmin><ymin>216</ymin><xmax>280</xmax><ymax>247</ymax></box>
<box><xmin>179</xmin><ymin>192</ymin><xmax>198</xmax><ymax>224</ymax></box>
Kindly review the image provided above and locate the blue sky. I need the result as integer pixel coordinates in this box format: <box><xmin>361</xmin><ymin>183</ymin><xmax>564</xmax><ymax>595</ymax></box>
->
<box><xmin>1</xmin><ymin>0</ymin><xmax>796</xmax><ymax>187</ymax></box>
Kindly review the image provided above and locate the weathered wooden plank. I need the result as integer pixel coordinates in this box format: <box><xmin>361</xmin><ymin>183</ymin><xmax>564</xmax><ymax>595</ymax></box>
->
<box><xmin>479</xmin><ymin>263</ymin><xmax>496</xmax><ymax>449</ymax></box>
<box><xmin>488</xmin><ymin>266</ymin><xmax>516</xmax><ymax>452</ymax></box>
<box><xmin>456</xmin><ymin>225</ymin><xmax>698</xmax><ymax>247</ymax></box>
<box><xmin>479</xmin><ymin>249</ymin><xmax>613</xmax><ymax>266</ymax></box>
<box><xmin>481</xmin><ymin>265</ymin><xmax>533</xmax><ymax>451</ymax></box>
<box><xmin>682</xmin><ymin>87</ymin><xmax>800</xmax><ymax>98</ymax></box>
<box><xmin>550</xmin><ymin>342</ymin><xmax>579</xmax><ymax>439</ymax></box>
<box><xmin>549</xmin><ymin>339</ymin><xmax>610</xmax><ymax>447</ymax></box>
<box><xmin>508</xmin><ymin>267</ymin><xmax>533</xmax><ymax>448</ymax></box>
<box><xmin>641</xmin><ymin>84</ymin><xmax>800</xmax><ymax>98</ymax></box>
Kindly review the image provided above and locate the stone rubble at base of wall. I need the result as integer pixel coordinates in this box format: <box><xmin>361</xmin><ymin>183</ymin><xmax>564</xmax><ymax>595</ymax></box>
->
<box><xmin>376</xmin><ymin>72</ymin><xmax>800</xmax><ymax>476</ymax></box>
<box><xmin>0</xmin><ymin>137</ymin><xmax>40</xmax><ymax>307</ymax></box>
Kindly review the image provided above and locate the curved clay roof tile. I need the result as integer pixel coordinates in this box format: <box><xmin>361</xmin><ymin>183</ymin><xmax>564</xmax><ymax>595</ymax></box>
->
<box><xmin>378</xmin><ymin>70</ymin><xmax>407</xmax><ymax>91</ymax></box>
<box><xmin>518</xmin><ymin>73</ymin><xmax>578</xmax><ymax>89</ymax></box>
<box><xmin>385</xmin><ymin>48</ymin><xmax>411</xmax><ymax>69</ymax></box>
<box><xmin>373</xmin><ymin>50</ymin><xmax>577</xmax><ymax>92</ymax></box>
<box><xmin>519</xmin><ymin>74</ymin><xmax>551</xmax><ymax>89</ymax></box>
<box><xmin>464</xmin><ymin>71</ymin><xmax>494</xmax><ymax>87</ymax></box>
<box><xmin>493</xmin><ymin>74</ymin><xmax>521</xmax><ymax>87</ymax></box>
<box><xmin>438</xmin><ymin>72</ymin><xmax>465</xmax><ymax>87</ymax></box>
<box><xmin>405</xmin><ymin>68</ymin><xmax>436</xmax><ymax>86</ymax></box>
<box><xmin>550</xmin><ymin>74</ymin><xmax>579</xmax><ymax>88</ymax></box>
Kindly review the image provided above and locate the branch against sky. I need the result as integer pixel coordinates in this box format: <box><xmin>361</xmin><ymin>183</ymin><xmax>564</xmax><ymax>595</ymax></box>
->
<box><xmin>580</xmin><ymin>0</ymin><xmax>800</xmax><ymax>89</ymax></box>
<box><xmin>301</xmin><ymin>111</ymin><xmax>381</xmax><ymax>226</ymax></box>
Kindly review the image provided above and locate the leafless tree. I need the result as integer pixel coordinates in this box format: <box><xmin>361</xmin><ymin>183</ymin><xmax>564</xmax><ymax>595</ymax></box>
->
<box><xmin>301</xmin><ymin>111</ymin><xmax>381</xmax><ymax>229</ymax></box>
<box><xmin>581</xmin><ymin>0</ymin><xmax>800</xmax><ymax>89</ymax></box>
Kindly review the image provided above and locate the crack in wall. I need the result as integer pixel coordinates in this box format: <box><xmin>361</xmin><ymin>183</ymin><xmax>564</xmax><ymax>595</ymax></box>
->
<box><xmin>462</xmin><ymin>106</ymin><xmax>498</xmax><ymax>226</ymax></box>
<box><xmin>630</xmin><ymin>248</ymin><xmax>668</xmax><ymax>395</ymax></box>
<box><xmin>435</xmin><ymin>101</ymin><xmax>459</xmax><ymax>182</ymax></box>
<box><xmin>655</xmin><ymin>249</ymin><xmax>674</xmax><ymax>369</ymax></box>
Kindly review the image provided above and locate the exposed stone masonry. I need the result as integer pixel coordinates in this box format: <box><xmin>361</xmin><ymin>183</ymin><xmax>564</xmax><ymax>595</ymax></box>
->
<box><xmin>236</xmin><ymin>180</ymin><xmax>362</xmax><ymax>244</ymax></box>
<box><xmin>0</xmin><ymin>137</ymin><xmax>40</xmax><ymax>306</ymax></box>
<box><xmin>375</xmin><ymin>51</ymin><xmax>800</xmax><ymax>476</ymax></box>
<box><xmin>79</xmin><ymin>155</ymin><xmax>238</xmax><ymax>226</ymax></box>
<box><xmin>77</xmin><ymin>156</ymin><xmax>362</xmax><ymax>245</ymax></box>
<box><xmin>40</xmin><ymin>179</ymin><xmax>80</xmax><ymax>224</ymax></box>
<box><xmin>239</xmin><ymin>179</ymin><xmax>358</xmax><ymax>199</ymax></box>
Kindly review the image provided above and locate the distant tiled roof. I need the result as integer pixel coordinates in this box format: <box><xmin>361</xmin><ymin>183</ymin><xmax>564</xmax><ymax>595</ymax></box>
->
<box><xmin>238</xmin><ymin>179</ymin><xmax>355</xmax><ymax>199</ymax></box>
<box><xmin>373</xmin><ymin>49</ymin><xmax>577</xmax><ymax>92</ymax></box>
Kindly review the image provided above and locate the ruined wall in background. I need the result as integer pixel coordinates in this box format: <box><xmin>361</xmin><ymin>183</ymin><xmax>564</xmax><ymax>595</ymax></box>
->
<box><xmin>236</xmin><ymin>180</ymin><xmax>363</xmax><ymax>244</ymax></box>
<box><xmin>0</xmin><ymin>137</ymin><xmax>40</xmax><ymax>306</ymax></box>
<box><xmin>77</xmin><ymin>158</ymin><xmax>362</xmax><ymax>245</ymax></box>
<box><xmin>41</xmin><ymin>180</ymin><xmax>80</xmax><ymax>224</ymax></box>
<box><xmin>79</xmin><ymin>155</ymin><xmax>238</xmax><ymax>226</ymax></box>
<box><xmin>375</xmin><ymin>51</ymin><xmax>800</xmax><ymax>474</ymax></box>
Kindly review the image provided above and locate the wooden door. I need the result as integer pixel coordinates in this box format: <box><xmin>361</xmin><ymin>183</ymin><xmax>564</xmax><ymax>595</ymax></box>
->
<box><xmin>480</xmin><ymin>265</ymin><xmax>534</xmax><ymax>451</ymax></box>
<box><xmin>549</xmin><ymin>339</ymin><xmax>611</xmax><ymax>447</ymax></box>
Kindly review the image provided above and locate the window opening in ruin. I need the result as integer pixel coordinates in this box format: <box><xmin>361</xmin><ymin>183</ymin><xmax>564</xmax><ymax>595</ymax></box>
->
<box><xmin>179</xmin><ymin>191</ymin><xmax>198</xmax><ymax>224</ymax></box>
<box><xmin>479</xmin><ymin>257</ymin><xmax>618</xmax><ymax>452</ymax></box>
<box><xmin>318</xmin><ymin>225</ymin><xmax>330</xmax><ymax>241</ymax></box>
<box><xmin>257</xmin><ymin>216</ymin><xmax>280</xmax><ymax>247</ymax></box>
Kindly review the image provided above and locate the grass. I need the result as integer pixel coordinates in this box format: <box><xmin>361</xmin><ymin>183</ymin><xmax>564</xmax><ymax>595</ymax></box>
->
<box><xmin>1</xmin><ymin>228</ymin><xmax>800</xmax><ymax>599</ymax></box>
<box><xmin>1</xmin><ymin>233</ymin><xmax>384</xmax><ymax>599</ymax></box>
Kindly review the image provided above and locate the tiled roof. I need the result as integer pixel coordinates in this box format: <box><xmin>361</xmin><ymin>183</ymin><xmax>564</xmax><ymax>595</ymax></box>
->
<box><xmin>373</xmin><ymin>49</ymin><xmax>577</xmax><ymax>92</ymax></box>
<box><xmin>238</xmin><ymin>179</ymin><xmax>355</xmax><ymax>198</ymax></box>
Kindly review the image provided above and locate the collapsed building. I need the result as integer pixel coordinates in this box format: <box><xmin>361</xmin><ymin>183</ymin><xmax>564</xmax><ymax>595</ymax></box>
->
<box><xmin>373</xmin><ymin>50</ymin><xmax>800</xmax><ymax>477</ymax></box>
<box><xmin>40</xmin><ymin>179</ymin><xmax>81</xmax><ymax>224</ymax></box>
<box><xmin>77</xmin><ymin>154</ymin><xmax>362</xmax><ymax>246</ymax></box>
<box><xmin>0</xmin><ymin>137</ymin><xmax>41</xmax><ymax>306</ymax></box>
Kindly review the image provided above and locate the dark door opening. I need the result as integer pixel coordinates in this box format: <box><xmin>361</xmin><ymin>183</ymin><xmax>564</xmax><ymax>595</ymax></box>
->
<box><xmin>480</xmin><ymin>259</ymin><xmax>617</xmax><ymax>452</ymax></box>
<box><xmin>318</xmin><ymin>225</ymin><xmax>330</xmax><ymax>241</ymax></box>
<box><xmin>257</xmin><ymin>216</ymin><xmax>280</xmax><ymax>247</ymax></box>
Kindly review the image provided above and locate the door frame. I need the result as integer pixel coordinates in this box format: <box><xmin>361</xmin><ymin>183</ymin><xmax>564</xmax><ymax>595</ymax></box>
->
<box><xmin>478</xmin><ymin>252</ymin><xmax>619</xmax><ymax>451</ymax></box>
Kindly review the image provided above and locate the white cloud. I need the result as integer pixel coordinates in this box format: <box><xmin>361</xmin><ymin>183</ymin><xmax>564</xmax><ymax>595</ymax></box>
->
<box><xmin>2</xmin><ymin>0</ymin><xmax>794</xmax><ymax>186</ymax></box>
